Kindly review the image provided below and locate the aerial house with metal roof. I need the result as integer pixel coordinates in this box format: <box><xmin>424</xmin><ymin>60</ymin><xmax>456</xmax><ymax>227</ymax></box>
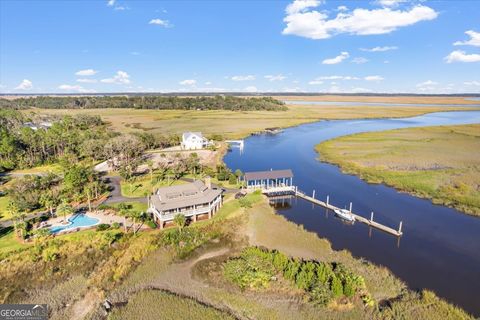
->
<box><xmin>147</xmin><ymin>178</ymin><xmax>223</xmax><ymax>229</ymax></box>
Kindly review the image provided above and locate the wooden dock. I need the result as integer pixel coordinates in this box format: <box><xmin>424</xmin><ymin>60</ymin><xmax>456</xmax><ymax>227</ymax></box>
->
<box><xmin>294</xmin><ymin>190</ymin><xmax>403</xmax><ymax>237</ymax></box>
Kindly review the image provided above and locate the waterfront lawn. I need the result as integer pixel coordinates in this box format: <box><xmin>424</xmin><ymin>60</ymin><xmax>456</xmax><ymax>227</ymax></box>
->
<box><xmin>316</xmin><ymin>124</ymin><xmax>480</xmax><ymax>216</ymax></box>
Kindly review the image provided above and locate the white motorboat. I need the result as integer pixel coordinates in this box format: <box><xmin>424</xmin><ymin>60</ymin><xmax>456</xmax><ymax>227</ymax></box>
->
<box><xmin>334</xmin><ymin>208</ymin><xmax>356</xmax><ymax>222</ymax></box>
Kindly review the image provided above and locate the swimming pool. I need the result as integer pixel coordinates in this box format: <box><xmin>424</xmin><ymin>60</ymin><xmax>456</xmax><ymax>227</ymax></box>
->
<box><xmin>49</xmin><ymin>213</ymin><xmax>100</xmax><ymax>234</ymax></box>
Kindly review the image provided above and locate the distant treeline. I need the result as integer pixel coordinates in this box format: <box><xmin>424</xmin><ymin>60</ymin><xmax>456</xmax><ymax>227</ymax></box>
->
<box><xmin>0</xmin><ymin>95</ymin><xmax>287</xmax><ymax>111</ymax></box>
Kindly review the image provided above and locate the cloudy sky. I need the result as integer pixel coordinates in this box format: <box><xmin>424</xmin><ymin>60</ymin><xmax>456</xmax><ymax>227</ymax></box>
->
<box><xmin>0</xmin><ymin>0</ymin><xmax>479</xmax><ymax>94</ymax></box>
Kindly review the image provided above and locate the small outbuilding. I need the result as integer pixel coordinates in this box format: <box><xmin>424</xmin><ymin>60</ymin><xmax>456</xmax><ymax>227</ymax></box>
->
<box><xmin>244</xmin><ymin>169</ymin><xmax>293</xmax><ymax>189</ymax></box>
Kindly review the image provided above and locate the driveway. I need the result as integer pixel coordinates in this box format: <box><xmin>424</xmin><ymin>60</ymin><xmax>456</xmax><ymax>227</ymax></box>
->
<box><xmin>103</xmin><ymin>176</ymin><xmax>147</xmax><ymax>204</ymax></box>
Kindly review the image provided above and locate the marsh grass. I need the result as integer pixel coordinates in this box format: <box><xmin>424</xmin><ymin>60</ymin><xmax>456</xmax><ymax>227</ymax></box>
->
<box><xmin>28</xmin><ymin>104</ymin><xmax>480</xmax><ymax>139</ymax></box>
<box><xmin>316</xmin><ymin>124</ymin><xmax>480</xmax><ymax>216</ymax></box>
<box><xmin>108</xmin><ymin>289</ymin><xmax>235</xmax><ymax>320</ymax></box>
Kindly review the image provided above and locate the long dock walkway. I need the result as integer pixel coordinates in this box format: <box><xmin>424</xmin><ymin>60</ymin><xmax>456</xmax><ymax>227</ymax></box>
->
<box><xmin>294</xmin><ymin>189</ymin><xmax>403</xmax><ymax>237</ymax></box>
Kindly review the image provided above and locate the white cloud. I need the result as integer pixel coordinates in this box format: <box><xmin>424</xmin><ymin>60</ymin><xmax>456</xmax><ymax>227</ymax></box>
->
<box><xmin>231</xmin><ymin>75</ymin><xmax>256</xmax><ymax>81</ymax></box>
<box><xmin>204</xmin><ymin>81</ymin><xmax>212</xmax><ymax>85</ymax></box>
<box><xmin>75</xmin><ymin>69</ymin><xmax>97</xmax><ymax>76</ymax></box>
<box><xmin>179</xmin><ymin>79</ymin><xmax>196</xmax><ymax>86</ymax></box>
<box><xmin>265</xmin><ymin>74</ymin><xmax>287</xmax><ymax>81</ymax></box>
<box><xmin>130</xmin><ymin>51</ymin><xmax>141</xmax><ymax>55</ymax></box>
<box><xmin>351</xmin><ymin>87</ymin><xmax>373</xmax><ymax>93</ymax></box>
<box><xmin>244</xmin><ymin>86</ymin><xmax>258</xmax><ymax>92</ymax></box>
<box><xmin>337</xmin><ymin>5</ymin><xmax>348</xmax><ymax>12</ymax></box>
<box><xmin>58</xmin><ymin>84</ymin><xmax>95</xmax><ymax>93</ymax></box>
<box><xmin>308</xmin><ymin>80</ymin><xmax>324</xmax><ymax>85</ymax></box>
<box><xmin>149</xmin><ymin>19</ymin><xmax>172</xmax><ymax>27</ymax></box>
<box><xmin>14</xmin><ymin>79</ymin><xmax>33</xmax><ymax>90</ymax></box>
<box><xmin>453</xmin><ymin>30</ymin><xmax>480</xmax><ymax>47</ymax></box>
<box><xmin>282</xmin><ymin>1</ymin><xmax>437</xmax><ymax>40</ymax></box>
<box><xmin>416</xmin><ymin>80</ymin><xmax>438</xmax><ymax>92</ymax></box>
<box><xmin>444</xmin><ymin>50</ymin><xmax>480</xmax><ymax>63</ymax></box>
<box><xmin>352</xmin><ymin>57</ymin><xmax>369</xmax><ymax>64</ymax></box>
<box><xmin>417</xmin><ymin>80</ymin><xmax>438</xmax><ymax>87</ymax></box>
<box><xmin>285</xmin><ymin>0</ymin><xmax>320</xmax><ymax>15</ymax></box>
<box><xmin>316</xmin><ymin>75</ymin><xmax>359</xmax><ymax>80</ymax></box>
<box><xmin>77</xmin><ymin>78</ymin><xmax>98</xmax><ymax>83</ymax></box>
<box><xmin>364</xmin><ymin>75</ymin><xmax>384</xmax><ymax>81</ymax></box>
<box><xmin>322</xmin><ymin>51</ymin><xmax>349</xmax><ymax>64</ymax></box>
<box><xmin>360</xmin><ymin>46</ymin><xmax>398</xmax><ymax>52</ymax></box>
<box><xmin>376</xmin><ymin>0</ymin><xmax>407</xmax><ymax>8</ymax></box>
<box><xmin>464</xmin><ymin>81</ymin><xmax>480</xmax><ymax>86</ymax></box>
<box><xmin>107</xmin><ymin>0</ymin><xmax>115</xmax><ymax>6</ymax></box>
<box><xmin>100</xmin><ymin>71</ymin><xmax>131</xmax><ymax>84</ymax></box>
<box><xmin>114</xmin><ymin>6</ymin><xmax>127</xmax><ymax>11</ymax></box>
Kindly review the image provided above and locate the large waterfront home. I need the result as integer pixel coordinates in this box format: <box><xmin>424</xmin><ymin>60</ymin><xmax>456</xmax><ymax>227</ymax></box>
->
<box><xmin>148</xmin><ymin>178</ymin><xmax>223</xmax><ymax>229</ymax></box>
<box><xmin>181</xmin><ymin>131</ymin><xmax>211</xmax><ymax>150</ymax></box>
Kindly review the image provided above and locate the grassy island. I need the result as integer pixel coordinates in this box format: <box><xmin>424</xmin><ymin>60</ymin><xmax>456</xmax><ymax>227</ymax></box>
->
<box><xmin>316</xmin><ymin>124</ymin><xmax>480</xmax><ymax>216</ymax></box>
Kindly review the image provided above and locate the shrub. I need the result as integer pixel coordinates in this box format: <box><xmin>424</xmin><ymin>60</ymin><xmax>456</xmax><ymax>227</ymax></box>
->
<box><xmin>96</xmin><ymin>223</ymin><xmax>110</xmax><ymax>231</ymax></box>
<box><xmin>42</xmin><ymin>246</ymin><xmax>60</xmax><ymax>262</ymax></box>
<box><xmin>111</xmin><ymin>222</ymin><xmax>121</xmax><ymax>229</ymax></box>
<box><xmin>228</xmin><ymin>174</ymin><xmax>237</xmax><ymax>185</ymax></box>
<box><xmin>145</xmin><ymin>219</ymin><xmax>157</xmax><ymax>229</ymax></box>
<box><xmin>239</xmin><ymin>197</ymin><xmax>252</xmax><ymax>208</ymax></box>
<box><xmin>330</xmin><ymin>275</ymin><xmax>343</xmax><ymax>297</ymax></box>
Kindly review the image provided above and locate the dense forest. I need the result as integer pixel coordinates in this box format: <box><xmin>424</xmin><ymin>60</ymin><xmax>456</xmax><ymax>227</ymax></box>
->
<box><xmin>0</xmin><ymin>95</ymin><xmax>287</xmax><ymax>111</ymax></box>
<box><xmin>0</xmin><ymin>109</ymin><xmax>178</xmax><ymax>171</ymax></box>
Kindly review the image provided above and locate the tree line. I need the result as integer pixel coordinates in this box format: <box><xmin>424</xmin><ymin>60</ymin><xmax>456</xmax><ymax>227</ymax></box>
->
<box><xmin>0</xmin><ymin>95</ymin><xmax>287</xmax><ymax>111</ymax></box>
<box><xmin>0</xmin><ymin>109</ymin><xmax>179</xmax><ymax>171</ymax></box>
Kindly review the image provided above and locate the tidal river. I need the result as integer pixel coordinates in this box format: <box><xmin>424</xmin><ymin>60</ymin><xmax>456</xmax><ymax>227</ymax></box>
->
<box><xmin>224</xmin><ymin>110</ymin><xmax>480</xmax><ymax>316</ymax></box>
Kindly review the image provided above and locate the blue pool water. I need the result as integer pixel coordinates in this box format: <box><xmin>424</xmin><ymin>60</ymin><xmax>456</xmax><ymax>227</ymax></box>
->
<box><xmin>50</xmin><ymin>213</ymin><xmax>100</xmax><ymax>234</ymax></box>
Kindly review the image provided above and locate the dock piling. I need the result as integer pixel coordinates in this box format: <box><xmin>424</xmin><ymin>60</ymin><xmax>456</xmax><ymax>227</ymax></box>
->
<box><xmin>294</xmin><ymin>189</ymin><xmax>403</xmax><ymax>237</ymax></box>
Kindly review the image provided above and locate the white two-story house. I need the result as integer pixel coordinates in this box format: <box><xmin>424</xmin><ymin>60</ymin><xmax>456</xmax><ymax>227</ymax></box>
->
<box><xmin>181</xmin><ymin>132</ymin><xmax>210</xmax><ymax>150</ymax></box>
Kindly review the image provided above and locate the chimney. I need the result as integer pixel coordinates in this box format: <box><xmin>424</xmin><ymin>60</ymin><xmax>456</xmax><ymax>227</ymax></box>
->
<box><xmin>205</xmin><ymin>176</ymin><xmax>212</xmax><ymax>189</ymax></box>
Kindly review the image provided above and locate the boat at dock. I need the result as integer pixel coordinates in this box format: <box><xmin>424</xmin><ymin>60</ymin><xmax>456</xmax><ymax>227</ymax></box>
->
<box><xmin>334</xmin><ymin>208</ymin><xmax>356</xmax><ymax>222</ymax></box>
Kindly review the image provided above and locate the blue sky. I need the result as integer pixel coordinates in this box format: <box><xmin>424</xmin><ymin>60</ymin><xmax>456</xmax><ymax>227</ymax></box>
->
<box><xmin>0</xmin><ymin>0</ymin><xmax>479</xmax><ymax>94</ymax></box>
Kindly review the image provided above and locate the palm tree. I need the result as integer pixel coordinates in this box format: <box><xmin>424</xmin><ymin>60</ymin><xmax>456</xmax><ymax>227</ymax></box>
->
<box><xmin>56</xmin><ymin>200</ymin><xmax>74</xmax><ymax>223</ymax></box>
<box><xmin>147</xmin><ymin>160</ymin><xmax>155</xmax><ymax>184</ymax></box>
<box><xmin>39</xmin><ymin>191</ymin><xmax>58</xmax><ymax>217</ymax></box>
<box><xmin>6</xmin><ymin>201</ymin><xmax>20</xmax><ymax>237</ymax></box>
<box><xmin>173</xmin><ymin>213</ymin><xmax>186</xmax><ymax>233</ymax></box>
<box><xmin>128</xmin><ymin>210</ymin><xmax>143</xmax><ymax>234</ymax></box>
<box><xmin>117</xmin><ymin>203</ymin><xmax>130</xmax><ymax>232</ymax></box>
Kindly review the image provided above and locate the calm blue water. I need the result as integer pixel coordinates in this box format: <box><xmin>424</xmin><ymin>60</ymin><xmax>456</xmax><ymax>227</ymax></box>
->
<box><xmin>50</xmin><ymin>214</ymin><xmax>100</xmax><ymax>234</ymax></box>
<box><xmin>283</xmin><ymin>100</ymin><xmax>480</xmax><ymax>107</ymax></box>
<box><xmin>224</xmin><ymin>110</ymin><xmax>480</xmax><ymax>315</ymax></box>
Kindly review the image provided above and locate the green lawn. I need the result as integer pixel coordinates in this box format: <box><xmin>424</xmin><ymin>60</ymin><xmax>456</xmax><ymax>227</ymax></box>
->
<box><xmin>0</xmin><ymin>195</ymin><xmax>12</xmax><ymax>221</ymax></box>
<box><xmin>109</xmin><ymin>201</ymin><xmax>148</xmax><ymax>212</ymax></box>
<box><xmin>0</xmin><ymin>227</ymin><xmax>28</xmax><ymax>256</ymax></box>
<box><xmin>120</xmin><ymin>174</ymin><xmax>187</xmax><ymax>198</ymax></box>
<box><xmin>10</xmin><ymin>163</ymin><xmax>62</xmax><ymax>175</ymax></box>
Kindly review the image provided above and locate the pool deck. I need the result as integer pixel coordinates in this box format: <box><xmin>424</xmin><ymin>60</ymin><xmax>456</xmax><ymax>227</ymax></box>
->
<box><xmin>46</xmin><ymin>210</ymin><xmax>147</xmax><ymax>234</ymax></box>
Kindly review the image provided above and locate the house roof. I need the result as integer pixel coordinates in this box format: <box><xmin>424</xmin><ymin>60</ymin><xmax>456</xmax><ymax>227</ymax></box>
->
<box><xmin>182</xmin><ymin>132</ymin><xmax>205</xmax><ymax>141</ymax></box>
<box><xmin>151</xmin><ymin>180</ymin><xmax>222</xmax><ymax>212</ymax></box>
<box><xmin>244</xmin><ymin>169</ymin><xmax>293</xmax><ymax>181</ymax></box>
